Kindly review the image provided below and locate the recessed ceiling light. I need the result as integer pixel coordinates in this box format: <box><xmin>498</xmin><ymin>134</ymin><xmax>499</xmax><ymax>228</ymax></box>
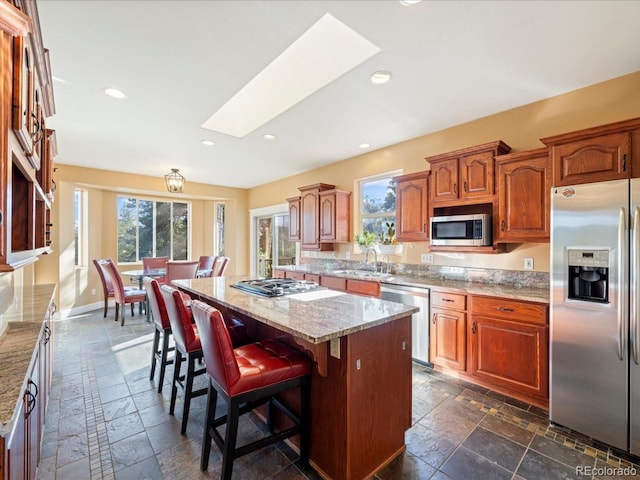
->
<box><xmin>262</xmin><ymin>134</ymin><xmax>277</xmax><ymax>141</ymax></box>
<box><xmin>201</xmin><ymin>140</ymin><xmax>215</xmax><ymax>146</ymax></box>
<box><xmin>400</xmin><ymin>0</ymin><xmax>422</xmax><ymax>5</ymax></box>
<box><xmin>370</xmin><ymin>71</ymin><xmax>392</xmax><ymax>85</ymax></box>
<box><xmin>358</xmin><ymin>143</ymin><xmax>370</xmax><ymax>149</ymax></box>
<box><xmin>104</xmin><ymin>87</ymin><xmax>126</xmax><ymax>99</ymax></box>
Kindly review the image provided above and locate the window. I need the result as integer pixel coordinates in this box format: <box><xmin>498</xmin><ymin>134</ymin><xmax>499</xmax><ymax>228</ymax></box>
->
<box><xmin>74</xmin><ymin>189</ymin><xmax>87</xmax><ymax>266</ymax></box>
<box><xmin>360</xmin><ymin>173</ymin><xmax>398</xmax><ymax>240</ymax></box>
<box><xmin>117</xmin><ymin>197</ymin><xmax>189</xmax><ymax>263</ymax></box>
<box><xmin>215</xmin><ymin>202</ymin><xmax>225</xmax><ymax>256</ymax></box>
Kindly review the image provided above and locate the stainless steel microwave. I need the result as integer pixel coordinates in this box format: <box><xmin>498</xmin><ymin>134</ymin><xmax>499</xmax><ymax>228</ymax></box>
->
<box><xmin>430</xmin><ymin>214</ymin><xmax>492</xmax><ymax>247</ymax></box>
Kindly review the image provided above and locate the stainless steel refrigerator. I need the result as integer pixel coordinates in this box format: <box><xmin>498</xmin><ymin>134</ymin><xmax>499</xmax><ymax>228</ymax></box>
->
<box><xmin>551</xmin><ymin>178</ymin><xmax>640</xmax><ymax>454</ymax></box>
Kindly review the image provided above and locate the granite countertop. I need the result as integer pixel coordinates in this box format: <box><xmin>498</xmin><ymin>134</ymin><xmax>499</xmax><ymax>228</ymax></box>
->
<box><xmin>274</xmin><ymin>265</ymin><xmax>550</xmax><ymax>304</ymax></box>
<box><xmin>0</xmin><ymin>284</ymin><xmax>56</xmax><ymax>435</ymax></box>
<box><xmin>173</xmin><ymin>276</ymin><xmax>419</xmax><ymax>345</ymax></box>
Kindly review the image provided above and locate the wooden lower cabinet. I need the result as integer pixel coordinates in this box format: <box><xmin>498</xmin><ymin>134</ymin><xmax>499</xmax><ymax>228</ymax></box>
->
<box><xmin>430</xmin><ymin>291</ymin><xmax>467</xmax><ymax>371</ymax></box>
<box><xmin>469</xmin><ymin>295</ymin><xmax>549</xmax><ymax>403</ymax></box>
<box><xmin>285</xmin><ymin>270</ymin><xmax>305</xmax><ymax>280</ymax></box>
<box><xmin>6</xmin><ymin>347</ymin><xmax>40</xmax><ymax>480</ymax></box>
<box><xmin>273</xmin><ymin>271</ymin><xmax>381</xmax><ymax>298</ymax></box>
<box><xmin>1</xmin><ymin>293</ymin><xmax>55</xmax><ymax>480</ymax></box>
<box><xmin>345</xmin><ymin>278</ymin><xmax>380</xmax><ymax>297</ymax></box>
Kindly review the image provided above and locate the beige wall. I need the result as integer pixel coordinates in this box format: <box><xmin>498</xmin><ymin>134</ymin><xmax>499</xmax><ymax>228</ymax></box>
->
<box><xmin>35</xmin><ymin>164</ymin><xmax>249</xmax><ymax>312</ymax></box>
<box><xmin>21</xmin><ymin>71</ymin><xmax>640</xmax><ymax>310</ymax></box>
<box><xmin>249</xmin><ymin>71</ymin><xmax>640</xmax><ymax>273</ymax></box>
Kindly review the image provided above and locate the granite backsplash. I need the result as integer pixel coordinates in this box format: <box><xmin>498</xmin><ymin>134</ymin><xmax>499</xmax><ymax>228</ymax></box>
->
<box><xmin>298</xmin><ymin>258</ymin><xmax>549</xmax><ymax>289</ymax></box>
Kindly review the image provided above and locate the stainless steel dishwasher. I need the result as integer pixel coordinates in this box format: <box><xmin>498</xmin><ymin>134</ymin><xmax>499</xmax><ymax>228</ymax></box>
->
<box><xmin>380</xmin><ymin>283</ymin><xmax>431</xmax><ymax>366</ymax></box>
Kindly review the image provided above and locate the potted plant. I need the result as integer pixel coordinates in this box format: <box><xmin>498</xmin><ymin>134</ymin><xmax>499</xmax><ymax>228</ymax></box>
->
<box><xmin>355</xmin><ymin>231</ymin><xmax>376</xmax><ymax>254</ymax></box>
<box><xmin>377</xmin><ymin>222</ymin><xmax>403</xmax><ymax>255</ymax></box>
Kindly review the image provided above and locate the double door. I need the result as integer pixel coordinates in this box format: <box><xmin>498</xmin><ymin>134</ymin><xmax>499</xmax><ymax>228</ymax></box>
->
<box><xmin>551</xmin><ymin>178</ymin><xmax>640</xmax><ymax>454</ymax></box>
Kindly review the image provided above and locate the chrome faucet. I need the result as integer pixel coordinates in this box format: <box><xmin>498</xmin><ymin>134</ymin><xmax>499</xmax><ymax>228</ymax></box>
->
<box><xmin>382</xmin><ymin>255</ymin><xmax>390</xmax><ymax>275</ymax></box>
<box><xmin>364</xmin><ymin>246</ymin><xmax>377</xmax><ymax>271</ymax></box>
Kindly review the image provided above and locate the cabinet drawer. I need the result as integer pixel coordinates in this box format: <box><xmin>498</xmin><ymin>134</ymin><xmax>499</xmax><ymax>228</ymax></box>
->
<box><xmin>471</xmin><ymin>296</ymin><xmax>548</xmax><ymax>325</ymax></box>
<box><xmin>304</xmin><ymin>273</ymin><xmax>320</xmax><ymax>283</ymax></box>
<box><xmin>272</xmin><ymin>269</ymin><xmax>285</xmax><ymax>278</ymax></box>
<box><xmin>286</xmin><ymin>271</ymin><xmax>305</xmax><ymax>280</ymax></box>
<box><xmin>431</xmin><ymin>291</ymin><xmax>466</xmax><ymax>310</ymax></box>
<box><xmin>346</xmin><ymin>279</ymin><xmax>380</xmax><ymax>297</ymax></box>
<box><xmin>320</xmin><ymin>275</ymin><xmax>346</xmax><ymax>291</ymax></box>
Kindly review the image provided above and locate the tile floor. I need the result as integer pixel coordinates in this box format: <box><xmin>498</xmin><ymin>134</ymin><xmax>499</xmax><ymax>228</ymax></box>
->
<box><xmin>36</xmin><ymin>308</ymin><xmax>640</xmax><ymax>480</ymax></box>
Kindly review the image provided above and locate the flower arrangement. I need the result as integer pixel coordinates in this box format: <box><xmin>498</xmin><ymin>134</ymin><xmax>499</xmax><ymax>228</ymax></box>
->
<box><xmin>377</xmin><ymin>222</ymin><xmax>403</xmax><ymax>254</ymax></box>
<box><xmin>378</xmin><ymin>222</ymin><xmax>397</xmax><ymax>245</ymax></box>
<box><xmin>355</xmin><ymin>231</ymin><xmax>376</xmax><ymax>248</ymax></box>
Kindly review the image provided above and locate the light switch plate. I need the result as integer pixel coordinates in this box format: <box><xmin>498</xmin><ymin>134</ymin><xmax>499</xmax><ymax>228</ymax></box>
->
<box><xmin>524</xmin><ymin>257</ymin><xmax>534</xmax><ymax>270</ymax></box>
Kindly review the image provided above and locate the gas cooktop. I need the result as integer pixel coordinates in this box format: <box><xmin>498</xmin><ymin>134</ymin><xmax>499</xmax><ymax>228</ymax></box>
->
<box><xmin>231</xmin><ymin>278</ymin><xmax>322</xmax><ymax>297</ymax></box>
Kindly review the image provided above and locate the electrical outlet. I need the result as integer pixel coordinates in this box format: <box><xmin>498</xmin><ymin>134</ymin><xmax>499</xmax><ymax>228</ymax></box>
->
<box><xmin>345</xmin><ymin>251</ymin><xmax>350</xmax><ymax>260</ymax></box>
<box><xmin>91</xmin><ymin>288</ymin><xmax>96</xmax><ymax>295</ymax></box>
<box><xmin>524</xmin><ymin>257</ymin><xmax>534</xmax><ymax>270</ymax></box>
<box><xmin>421</xmin><ymin>253</ymin><xmax>434</xmax><ymax>263</ymax></box>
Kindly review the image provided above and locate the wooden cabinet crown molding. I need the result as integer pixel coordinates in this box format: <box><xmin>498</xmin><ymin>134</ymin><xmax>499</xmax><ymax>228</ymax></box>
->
<box><xmin>0</xmin><ymin>1</ymin><xmax>32</xmax><ymax>36</ymax></box>
<box><xmin>540</xmin><ymin>116</ymin><xmax>640</xmax><ymax>146</ymax></box>
<box><xmin>424</xmin><ymin>140</ymin><xmax>511</xmax><ymax>164</ymax></box>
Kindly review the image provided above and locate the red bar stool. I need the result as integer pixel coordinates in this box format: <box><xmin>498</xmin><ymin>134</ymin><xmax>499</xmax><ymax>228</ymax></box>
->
<box><xmin>161</xmin><ymin>285</ymin><xmax>207</xmax><ymax>435</ymax></box>
<box><xmin>144</xmin><ymin>277</ymin><xmax>174</xmax><ymax>393</ymax></box>
<box><xmin>191</xmin><ymin>300</ymin><xmax>311</xmax><ymax>480</ymax></box>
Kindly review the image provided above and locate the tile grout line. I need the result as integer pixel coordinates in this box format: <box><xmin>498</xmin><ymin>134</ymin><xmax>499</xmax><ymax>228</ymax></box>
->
<box><xmin>452</xmin><ymin>390</ymin><xmax>640</xmax><ymax>471</ymax></box>
<box><xmin>82</xmin><ymin>352</ymin><xmax>115</xmax><ymax>480</ymax></box>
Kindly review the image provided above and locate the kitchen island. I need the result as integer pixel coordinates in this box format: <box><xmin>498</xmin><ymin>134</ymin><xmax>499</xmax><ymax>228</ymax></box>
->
<box><xmin>173</xmin><ymin>276</ymin><xmax>418</xmax><ymax>480</ymax></box>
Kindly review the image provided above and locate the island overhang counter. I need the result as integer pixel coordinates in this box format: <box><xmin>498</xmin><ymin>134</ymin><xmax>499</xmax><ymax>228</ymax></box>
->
<box><xmin>173</xmin><ymin>276</ymin><xmax>418</xmax><ymax>480</ymax></box>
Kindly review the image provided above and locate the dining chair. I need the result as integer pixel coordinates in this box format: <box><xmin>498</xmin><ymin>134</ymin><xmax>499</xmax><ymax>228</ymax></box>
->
<box><xmin>165</xmin><ymin>260</ymin><xmax>199</xmax><ymax>286</ymax></box>
<box><xmin>211</xmin><ymin>256</ymin><xmax>230</xmax><ymax>277</ymax></box>
<box><xmin>161</xmin><ymin>285</ymin><xmax>207</xmax><ymax>435</ymax></box>
<box><xmin>190</xmin><ymin>300</ymin><xmax>311</xmax><ymax>479</ymax></box>
<box><xmin>103</xmin><ymin>261</ymin><xmax>147</xmax><ymax>326</ymax></box>
<box><xmin>143</xmin><ymin>256</ymin><xmax>168</xmax><ymax>284</ymax></box>
<box><xmin>144</xmin><ymin>276</ymin><xmax>174</xmax><ymax>393</ymax></box>
<box><xmin>93</xmin><ymin>258</ymin><xmax>135</xmax><ymax>318</ymax></box>
<box><xmin>198</xmin><ymin>255</ymin><xmax>216</xmax><ymax>271</ymax></box>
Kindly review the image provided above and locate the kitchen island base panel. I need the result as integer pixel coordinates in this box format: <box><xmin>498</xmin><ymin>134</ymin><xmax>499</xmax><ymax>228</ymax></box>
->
<box><xmin>273</xmin><ymin>316</ymin><xmax>413</xmax><ymax>480</ymax></box>
<box><xmin>194</xmin><ymin>302</ymin><xmax>413</xmax><ymax>480</ymax></box>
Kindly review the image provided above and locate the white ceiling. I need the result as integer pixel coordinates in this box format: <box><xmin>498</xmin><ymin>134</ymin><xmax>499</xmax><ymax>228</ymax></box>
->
<box><xmin>37</xmin><ymin>0</ymin><xmax>640</xmax><ymax>190</ymax></box>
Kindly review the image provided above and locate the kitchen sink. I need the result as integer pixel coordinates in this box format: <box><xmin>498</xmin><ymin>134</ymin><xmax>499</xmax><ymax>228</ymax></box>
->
<box><xmin>331</xmin><ymin>269</ymin><xmax>392</xmax><ymax>278</ymax></box>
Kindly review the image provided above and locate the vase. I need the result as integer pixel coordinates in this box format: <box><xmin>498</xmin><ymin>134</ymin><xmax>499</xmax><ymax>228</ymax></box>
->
<box><xmin>378</xmin><ymin>244</ymin><xmax>403</xmax><ymax>255</ymax></box>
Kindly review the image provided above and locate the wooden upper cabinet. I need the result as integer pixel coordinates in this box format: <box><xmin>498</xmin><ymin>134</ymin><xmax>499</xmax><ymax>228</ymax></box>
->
<box><xmin>299</xmin><ymin>183</ymin><xmax>334</xmax><ymax>251</ymax></box>
<box><xmin>426</xmin><ymin>141</ymin><xmax>511</xmax><ymax>206</ymax></box>
<box><xmin>287</xmin><ymin>196</ymin><xmax>301</xmax><ymax>241</ymax></box>
<box><xmin>460</xmin><ymin>151</ymin><xmax>494</xmax><ymax>201</ymax></box>
<box><xmin>541</xmin><ymin>118</ymin><xmax>640</xmax><ymax>187</ymax></box>
<box><xmin>429</xmin><ymin>159</ymin><xmax>458</xmax><ymax>204</ymax></box>
<box><xmin>494</xmin><ymin>148</ymin><xmax>551</xmax><ymax>243</ymax></box>
<box><xmin>319</xmin><ymin>189</ymin><xmax>350</xmax><ymax>243</ymax></box>
<box><xmin>395</xmin><ymin>171</ymin><xmax>429</xmax><ymax>241</ymax></box>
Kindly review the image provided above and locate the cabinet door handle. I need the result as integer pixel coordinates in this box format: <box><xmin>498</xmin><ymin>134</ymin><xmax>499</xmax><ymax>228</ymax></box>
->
<box><xmin>472</xmin><ymin>321</ymin><xmax>477</xmax><ymax>334</ymax></box>
<box><xmin>497</xmin><ymin>306</ymin><xmax>514</xmax><ymax>312</ymax></box>
<box><xmin>43</xmin><ymin>325</ymin><xmax>51</xmax><ymax>344</ymax></box>
<box><xmin>453</xmin><ymin>183</ymin><xmax>457</xmax><ymax>194</ymax></box>
<box><xmin>442</xmin><ymin>298</ymin><xmax>454</xmax><ymax>303</ymax></box>
<box><xmin>501</xmin><ymin>220</ymin><xmax>505</xmax><ymax>232</ymax></box>
<box><xmin>432</xmin><ymin>313</ymin><xmax>436</xmax><ymax>324</ymax></box>
<box><xmin>623</xmin><ymin>153</ymin><xmax>627</xmax><ymax>172</ymax></box>
<box><xmin>463</xmin><ymin>181</ymin><xmax>467</xmax><ymax>193</ymax></box>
